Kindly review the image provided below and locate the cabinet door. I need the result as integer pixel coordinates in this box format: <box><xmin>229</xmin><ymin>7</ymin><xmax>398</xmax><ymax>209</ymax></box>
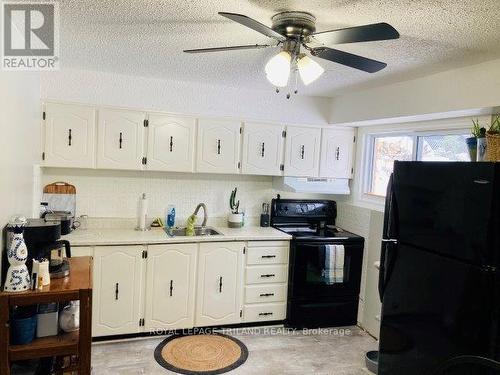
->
<box><xmin>241</xmin><ymin>122</ymin><xmax>284</xmax><ymax>176</ymax></box>
<box><xmin>92</xmin><ymin>246</ymin><xmax>144</xmax><ymax>336</ymax></box>
<box><xmin>43</xmin><ymin>103</ymin><xmax>96</xmax><ymax>168</ymax></box>
<box><xmin>196</xmin><ymin>119</ymin><xmax>241</xmax><ymax>174</ymax></box>
<box><xmin>97</xmin><ymin>109</ymin><xmax>146</xmax><ymax>170</ymax></box>
<box><xmin>145</xmin><ymin>244</ymin><xmax>197</xmax><ymax>330</ymax></box>
<box><xmin>283</xmin><ymin>126</ymin><xmax>321</xmax><ymax>177</ymax></box>
<box><xmin>147</xmin><ymin>114</ymin><xmax>196</xmax><ymax>172</ymax></box>
<box><xmin>319</xmin><ymin>128</ymin><xmax>355</xmax><ymax>178</ymax></box>
<box><xmin>195</xmin><ymin>242</ymin><xmax>244</xmax><ymax>326</ymax></box>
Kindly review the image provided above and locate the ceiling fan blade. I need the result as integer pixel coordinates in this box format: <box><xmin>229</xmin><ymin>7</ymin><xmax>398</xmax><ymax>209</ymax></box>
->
<box><xmin>312</xmin><ymin>23</ymin><xmax>399</xmax><ymax>45</ymax></box>
<box><xmin>219</xmin><ymin>12</ymin><xmax>286</xmax><ymax>41</ymax></box>
<box><xmin>184</xmin><ymin>44</ymin><xmax>271</xmax><ymax>53</ymax></box>
<box><xmin>311</xmin><ymin>47</ymin><xmax>387</xmax><ymax>73</ymax></box>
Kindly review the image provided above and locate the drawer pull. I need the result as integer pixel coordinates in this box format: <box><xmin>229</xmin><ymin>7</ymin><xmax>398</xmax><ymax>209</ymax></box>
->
<box><xmin>169</xmin><ymin>280</ymin><xmax>173</xmax><ymax>297</ymax></box>
<box><xmin>115</xmin><ymin>283</ymin><xmax>119</xmax><ymax>300</ymax></box>
<box><xmin>260</xmin><ymin>293</ymin><xmax>275</xmax><ymax>297</ymax></box>
<box><xmin>260</xmin><ymin>274</ymin><xmax>275</xmax><ymax>278</ymax></box>
<box><xmin>259</xmin><ymin>312</ymin><xmax>273</xmax><ymax>316</ymax></box>
<box><xmin>219</xmin><ymin>276</ymin><xmax>223</xmax><ymax>293</ymax></box>
<box><xmin>261</xmin><ymin>255</ymin><xmax>276</xmax><ymax>259</ymax></box>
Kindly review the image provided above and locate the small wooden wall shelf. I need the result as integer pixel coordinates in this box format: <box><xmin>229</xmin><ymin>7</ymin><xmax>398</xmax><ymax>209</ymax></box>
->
<box><xmin>0</xmin><ymin>256</ymin><xmax>92</xmax><ymax>374</ymax></box>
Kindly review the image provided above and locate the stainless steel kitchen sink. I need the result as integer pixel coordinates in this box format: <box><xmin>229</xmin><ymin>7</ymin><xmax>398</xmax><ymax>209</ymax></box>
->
<box><xmin>166</xmin><ymin>226</ymin><xmax>223</xmax><ymax>236</ymax></box>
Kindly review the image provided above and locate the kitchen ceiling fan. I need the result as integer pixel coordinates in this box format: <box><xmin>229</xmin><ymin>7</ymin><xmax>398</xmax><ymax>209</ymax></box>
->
<box><xmin>184</xmin><ymin>11</ymin><xmax>399</xmax><ymax>97</ymax></box>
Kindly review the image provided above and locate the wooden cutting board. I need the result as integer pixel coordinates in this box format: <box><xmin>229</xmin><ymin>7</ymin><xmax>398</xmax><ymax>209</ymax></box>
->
<box><xmin>43</xmin><ymin>182</ymin><xmax>76</xmax><ymax>194</ymax></box>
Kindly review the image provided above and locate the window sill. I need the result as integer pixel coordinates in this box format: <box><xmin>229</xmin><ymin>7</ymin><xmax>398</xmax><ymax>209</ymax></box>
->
<box><xmin>353</xmin><ymin>193</ymin><xmax>386</xmax><ymax>212</ymax></box>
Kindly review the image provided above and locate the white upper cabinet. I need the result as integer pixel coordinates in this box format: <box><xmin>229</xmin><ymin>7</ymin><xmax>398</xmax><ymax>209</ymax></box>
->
<box><xmin>196</xmin><ymin>119</ymin><xmax>241</xmax><ymax>174</ymax></box>
<box><xmin>241</xmin><ymin>122</ymin><xmax>284</xmax><ymax>176</ymax></box>
<box><xmin>42</xmin><ymin>103</ymin><xmax>96</xmax><ymax>168</ymax></box>
<box><xmin>319</xmin><ymin>128</ymin><xmax>355</xmax><ymax>179</ymax></box>
<box><xmin>97</xmin><ymin>109</ymin><xmax>146</xmax><ymax>170</ymax></box>
<box><xmin>145</xmin><ymin>244</ymin><xmax>197</xmax><ymax>331</ymax></box>
<box><xmin>147</xmin><ymin>114</ymin><xmax>196</xmax><ymax>172</ymax></box>
<box><xmin>195</xmin><ymin>242</ymin><xmax>244</xmax><ymax>327</ymax></box>
<box><xmin>283</xmin><ymin>126</ymin><xmax>321</xmax><ymax>177</ymax></box>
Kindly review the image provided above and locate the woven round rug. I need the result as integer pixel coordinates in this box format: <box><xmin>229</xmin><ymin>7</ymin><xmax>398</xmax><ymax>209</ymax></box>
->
<box><xmin>154</xmin><ymin>333</ymin><xmax>248</xmax><ymax>374</ymax></box>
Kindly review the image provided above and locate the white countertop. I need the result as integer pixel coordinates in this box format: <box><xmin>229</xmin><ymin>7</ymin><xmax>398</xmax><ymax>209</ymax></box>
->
<box><xmin>63</xmin><ymin>225</ymin><xmax>291</xmax><ymax>246</ymax></box>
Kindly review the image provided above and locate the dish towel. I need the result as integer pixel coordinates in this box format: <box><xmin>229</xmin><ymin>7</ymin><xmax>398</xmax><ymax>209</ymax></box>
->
<box><xmin>322</xmin><ymin>245</ymin><xmax>345</xmax><ymax>284</ymax></box>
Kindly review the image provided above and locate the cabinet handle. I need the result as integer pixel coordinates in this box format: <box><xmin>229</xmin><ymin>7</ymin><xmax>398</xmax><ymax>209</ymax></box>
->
<box><xmin>115</xmin><ymin>283</ymin><xmax>119</xmax><ymax>300</ymax></box>
<box><xmin>219</xmin><ymin>276</ymin><xmax>223</xmax><ymax>293</ymax></box>
<box><xmin>119</xmin><ymin>132</ymin><xmax>123</xmax><ymax>149</ymax></box>
<box><xmin>260</xmin><ymin>274</ymin><xmax>276</xmax><ymax>278</ymax></box>
<box><xmin>217</xmin><ymin>139</ymin><xmax>221</xmax><ymax>155</ymax></box>
<box><xmin>335</xmin><ymin>146</ymin><xmax>340</xmax><ymax>160</ymax></box>
<box><xmin>259</xmin><ymin>312</ymin><xmax>273</xmax><ymax>316</ymax></box>
<box><xmin>169</xmin><ymin>136</ymin><xmax>174</xmax><ymax>152</ymax></box>
<box><xmin>261</xmin><ymin>255</ymin><xmax>276</xmax><ymax>259</ymax></box>
<box><xmin>260</xmin><ymin>293</ymin><xmax>275</xmax><ymax>297</ymax></box>
<box><xmin>261</xmin><ymin>142</ymin><xmax>265</xmax><ymax>157</ymax></box>
<box><xmin>68</xmin><ymin>129</ymin><xmax>72</xmax><ymax>146</ymax></box>
<box><xmin>169</xmin><ymin>280</ymin><xmax>173</xmax><ymax>297</ymax></box>
<box><xmin>300</xmin><ymin>145</ymin><xmax>305</xmax><ymax>159</ymax></box>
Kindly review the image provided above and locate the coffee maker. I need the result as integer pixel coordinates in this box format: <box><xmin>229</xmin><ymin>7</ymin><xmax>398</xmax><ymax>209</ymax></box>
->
<box><xmin>23</xmin><ymin>219</ymin><xmax>72</xmax><ymax>279</ymax></box>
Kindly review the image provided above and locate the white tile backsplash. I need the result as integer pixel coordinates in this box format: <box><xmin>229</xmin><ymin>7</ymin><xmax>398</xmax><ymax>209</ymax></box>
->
<box><xmin>41</xmin><ymin>168</ymin><xmax>330</xmax><ymax>225</ymax></box>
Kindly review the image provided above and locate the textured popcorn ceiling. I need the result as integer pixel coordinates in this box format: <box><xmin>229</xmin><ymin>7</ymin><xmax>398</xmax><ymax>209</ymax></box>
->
<box><xmin>59</xmin><ymin>0</ymin><xmax>500</xmax><ymax>98</ymax></box>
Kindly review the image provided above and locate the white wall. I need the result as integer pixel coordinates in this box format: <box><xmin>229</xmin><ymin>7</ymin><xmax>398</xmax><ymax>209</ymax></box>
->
<box><xmin>330</xmin><ymin>57</ymin><xmax>500</xmax><ymax>125</ymax></box>
<box><xmin>41</xmin><ymin>68</ymin><xmax>331</xmax><ymax>125</ymax></box>
<box><xmin>0</xmin><ymin>72</ymin><xmax>41</xmax><ymax>270</ymax></box>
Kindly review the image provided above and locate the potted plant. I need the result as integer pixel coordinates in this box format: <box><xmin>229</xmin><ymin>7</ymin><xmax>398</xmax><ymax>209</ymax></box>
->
<box><xmin>227</xmin><ymin>187</ymin><xmax>243</xmax><ymax>228</ymax></box>
<box><xmin>486</xmin><ymin>115</ymin><xmax>500</xmax><ymax>161</ymax></box>
<box><xmin>467</xmin><ymin>119</ymin><xmax>481</xmax><ymax>161</ymax></box>
<box><xmin>472</xmin><ymin>118</ymin><xmax>488</xmax><ymax>161</ymax></box>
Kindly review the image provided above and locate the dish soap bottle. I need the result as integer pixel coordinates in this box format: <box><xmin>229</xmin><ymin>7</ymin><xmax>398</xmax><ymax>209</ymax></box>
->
<box><xmin>165</xmin><ymin>205</ymin><xmax>176</xmax><ymax>235</ymax></box>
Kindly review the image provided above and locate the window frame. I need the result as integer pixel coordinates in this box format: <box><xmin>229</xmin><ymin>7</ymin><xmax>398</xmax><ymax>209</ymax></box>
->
<box><xmin>353</xmin><ymin>116</ymin><xmax>491</xmax><ymax>212</ymax></box>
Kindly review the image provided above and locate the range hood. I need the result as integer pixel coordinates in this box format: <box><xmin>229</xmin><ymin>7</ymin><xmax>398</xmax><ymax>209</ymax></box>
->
<box><xmin>273</xmin><ymin>177</ymin><xmax>350</xmax><ymax>195</ymax></box>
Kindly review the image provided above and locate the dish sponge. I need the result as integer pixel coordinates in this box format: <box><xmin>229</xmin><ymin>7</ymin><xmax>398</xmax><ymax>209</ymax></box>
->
<box><xmin>186</xmin><ymin>214</ymin><xmax>197</xmax><ymax>236</ymax></box>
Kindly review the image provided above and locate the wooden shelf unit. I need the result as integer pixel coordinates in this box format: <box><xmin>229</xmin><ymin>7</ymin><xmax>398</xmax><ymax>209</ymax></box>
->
<box><xmin>0</xmin><ymin>257</ymin><xmax>93</xmax><ymax>374</ymax></box>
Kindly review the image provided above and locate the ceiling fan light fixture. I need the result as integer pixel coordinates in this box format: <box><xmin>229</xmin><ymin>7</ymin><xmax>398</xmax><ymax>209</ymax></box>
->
<box><xmin>297</xmin><ymin>55</ymin><xmax>324</xmax><ymax>85</ymax></box>
<box><xmin>265</xmin><ymin>51</ymin><xmax>291</xmax><ymax>87</ymax></box>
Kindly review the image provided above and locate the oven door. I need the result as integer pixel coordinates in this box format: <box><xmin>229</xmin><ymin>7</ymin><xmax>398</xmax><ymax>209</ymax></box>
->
<box><xmin>289</xmin><ymin>240</ymin><xmax>363</xmax><ymax>299</ymax></box>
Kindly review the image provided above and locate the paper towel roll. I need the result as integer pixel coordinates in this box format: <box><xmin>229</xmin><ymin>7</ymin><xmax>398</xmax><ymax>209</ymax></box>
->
<box><xmin>138</xmin><ymin>193</ymin><xmax>148</xmax><ymax>230</ymax></box>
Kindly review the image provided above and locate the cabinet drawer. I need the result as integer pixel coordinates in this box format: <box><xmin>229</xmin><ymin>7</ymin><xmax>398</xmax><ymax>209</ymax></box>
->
<box><xmin>246</xmin><ymin>246</ymin><xmax>288</xmax><ymax>265</ymax></box>
<box><xmin>245</xmin><ymin>265</ymin><xmax>288</xmax><ymax>285</ymax></box>
<box><xmin>245</xmin><ymin>284</ymin><xmax>287</xmax><ymax>304</ymax></box>
<box><xmin>247</xmin><ymin>241</ymin><xmax>289</xmax><ymax>248</ymax></box>
<box><xmin>244</xmin><ymin>303</ymin><xmax>286</xmax><ymax>322</ymax></box>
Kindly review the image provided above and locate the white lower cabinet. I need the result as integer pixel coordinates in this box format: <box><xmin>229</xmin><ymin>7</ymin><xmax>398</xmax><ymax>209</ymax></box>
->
<box><xmin>195</xmin><ymin>242</ymin><xmax>245</xmax><ymax>327</ymax></box>
<box><xmin>242</xmin><ymin>241</ymin><xmax>289</xmax><ymax>323</ymax></box>
<box><xmin>91</xmin><ymin>240</ymin><xmax>289</xmax><ymax>337</ymax></box>
<box><xmin>92</xmin><ymin>246</ymin><xmax>145</xmax><ymax>337</ymax></box>
<box><xmin>144</xmin><ymin>244</ymin><xmax>197</xmax><ymax>331</ymax></box>
<box><xmin>243</xmin><ymin>303</ymin><xmax>286</xmax><ymax>323</ymax></box>
<box><xmin>244</xmin><ymin>284</ymin><xmax>287</xmax><ymax>304</ymax></box>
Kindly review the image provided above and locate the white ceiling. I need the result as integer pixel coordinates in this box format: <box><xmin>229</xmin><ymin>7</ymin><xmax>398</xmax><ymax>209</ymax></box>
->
<box><xmin>59</xmin><ymin>0</ymin><xmax>500</xmax><ymax>98</ymax></box>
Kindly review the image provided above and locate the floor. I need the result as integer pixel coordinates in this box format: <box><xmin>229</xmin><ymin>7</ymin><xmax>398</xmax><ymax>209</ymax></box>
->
<box><xmin>91</xmin><ymin>326</ymin><xmax>377</xmax><ymax>375</ymax></box>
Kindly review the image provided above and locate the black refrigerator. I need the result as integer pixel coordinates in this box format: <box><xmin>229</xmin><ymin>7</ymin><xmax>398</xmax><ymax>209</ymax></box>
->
<box><xmin>378</xmin><ymin>161</ymin><xmax>500</xmax><ymax>375</ymax></box>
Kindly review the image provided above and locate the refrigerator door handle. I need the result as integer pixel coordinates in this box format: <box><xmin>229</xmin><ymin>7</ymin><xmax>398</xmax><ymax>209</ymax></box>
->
<box><xmin>378</xmin><ymin>240</ymin><xmax>398</xmax><ymax>301</ymax></box>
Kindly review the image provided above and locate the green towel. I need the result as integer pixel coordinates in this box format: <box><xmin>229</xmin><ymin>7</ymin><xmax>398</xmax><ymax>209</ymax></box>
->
<box><xmin>186</xmin><ymin>214</ymin><xmax>197</xmax><ymax>236</ymax></box>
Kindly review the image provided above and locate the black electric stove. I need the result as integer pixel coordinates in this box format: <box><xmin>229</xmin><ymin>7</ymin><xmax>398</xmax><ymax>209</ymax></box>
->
<box><xmin>271</xmin><ymin>197</ymin><xmax>365</xmax><ymax>328</ymax></box>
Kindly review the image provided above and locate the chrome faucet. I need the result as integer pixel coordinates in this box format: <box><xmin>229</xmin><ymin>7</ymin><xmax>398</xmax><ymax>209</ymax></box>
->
<box><xmin>193</xmin><ymin>203</ymin><xmax>208</xmax><ymax>227</ymax></box>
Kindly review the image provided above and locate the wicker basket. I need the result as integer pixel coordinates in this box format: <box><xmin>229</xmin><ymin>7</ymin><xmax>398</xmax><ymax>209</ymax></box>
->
<box><xmin>486</xmin><ymin>132</ymin><xmax>500</xmax><ymax>161</ymax></box>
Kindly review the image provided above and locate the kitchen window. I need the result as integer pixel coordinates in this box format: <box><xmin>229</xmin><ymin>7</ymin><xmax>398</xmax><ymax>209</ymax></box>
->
<box><xmin>366</xmin><ymin>130</ymin><xmax>470</xmax><ymax>197</ymax></box>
